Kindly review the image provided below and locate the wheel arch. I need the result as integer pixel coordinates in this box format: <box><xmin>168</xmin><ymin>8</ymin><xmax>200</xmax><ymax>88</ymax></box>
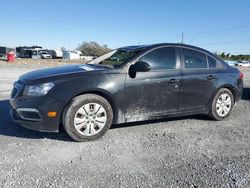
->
<box><xmin>209</xmin><ymin>84</ymin><xmax>237</xmax><ymax>107</ymax></box>
<box><xmin>60</xmin><ymin>89</ymin><xmax>119</xmax><ymax>126</ymax></box>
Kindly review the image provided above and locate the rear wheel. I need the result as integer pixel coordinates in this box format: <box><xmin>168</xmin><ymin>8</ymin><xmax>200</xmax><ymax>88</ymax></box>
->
<box><xmin>63</xmin><ymin>94</ymin><xmax>113</xmax><ymax>142</ymax></box>
<box><xmin>209</xmin><ymin>88</ymin><xmax>234</xmax><ymax>120</ymax></box>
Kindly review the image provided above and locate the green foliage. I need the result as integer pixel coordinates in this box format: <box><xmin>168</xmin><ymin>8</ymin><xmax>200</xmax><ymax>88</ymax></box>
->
<box><xmin>77</xmin><ymin>41</ymin><xmax>111</xmax><ymax>57</ymax></box>
<box><xmin>220</xmin><ymin>52</ymin><xmax>226</xmax><ymax>59</ymax></box>
<box><xmin>216</xmin><ymin>52</ymin><xmax>250</xmax><ymax>61</ymax></box>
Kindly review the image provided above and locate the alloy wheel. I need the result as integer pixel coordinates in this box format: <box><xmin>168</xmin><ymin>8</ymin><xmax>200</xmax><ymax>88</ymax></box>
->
<box><xmin>216</xmin><ymin>93</ymin><xmax>232</xmax><ymax>117</ymax></box>
<box><xmin>74</xmin><ymin>103</ymin><xmax>107</xmax><ymax>136</ymax></box>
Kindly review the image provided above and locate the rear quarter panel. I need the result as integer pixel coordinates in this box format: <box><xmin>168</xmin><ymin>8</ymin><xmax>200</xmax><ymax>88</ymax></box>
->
<box><xmin>209</xmin><ymin>66</ymin><xmax>242</xmax><ymax>106</ymax></box>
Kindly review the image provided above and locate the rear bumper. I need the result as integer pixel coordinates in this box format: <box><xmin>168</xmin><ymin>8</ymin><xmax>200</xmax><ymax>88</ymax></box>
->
<box><xmin>235</xmin><ymin>81</ymin><xmax>243</xmax><ymax>102</ymax></box>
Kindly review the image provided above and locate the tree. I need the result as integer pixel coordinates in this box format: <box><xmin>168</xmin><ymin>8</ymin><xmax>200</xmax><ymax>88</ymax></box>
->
<box><xmin>217</xmin><ymin>52</ymin><xmax>250</xmax><ymax>61</ymax></box>
<box><xmin>77</xmin><ymin>41</ymin><xmax>111</xmax><ymax>57</ymax></box>
<box><xmin>220</xmin><ymin>52</ymin><xmax>226</xmax><ymax>59</ymax></box>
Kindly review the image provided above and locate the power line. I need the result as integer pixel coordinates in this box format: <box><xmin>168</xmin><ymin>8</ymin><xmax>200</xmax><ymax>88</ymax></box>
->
<box><xmin>197</xmin><ymin>39</ymin><xmax>250</xmax><ymax>46</ymax></box>
<box><xmin>187</xmin><ymin>28</ymin><xmax>250</xmax><ymax>39</ymax></box>
<box><xmin>186</xmin><ymin>24</ymin><xmax>250</xmax><ymax>37</ymax></box>
<box><xmin>139</xmin><ymin>24</ymin><xmax>250</xmax><ymax>45</ymax></box>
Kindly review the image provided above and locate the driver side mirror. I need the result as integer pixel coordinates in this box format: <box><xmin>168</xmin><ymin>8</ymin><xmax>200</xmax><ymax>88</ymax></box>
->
<box><xmin>132</xmin><ymin>61</ymin><xmax>151</xmax><ymax>72</ymax></box>
<box><xmin>129</xmin><ymin>61</ymin><xmax>151</xmax><ymax>78</ymax></box>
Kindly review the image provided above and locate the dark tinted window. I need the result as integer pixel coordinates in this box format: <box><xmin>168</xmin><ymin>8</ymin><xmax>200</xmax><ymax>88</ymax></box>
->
<box><xmin>139</xmin><ymin>47</ymin><xmax>176</xmax><ymax>70</ymax></box>
<box><xmin>183</xmin><ymin>48</ymin><xmax>208</xmax><ymax>69</ymax></box>
<box><xmin>207</xmin><ymin>56</ymin><xmax>217</xmax><ymax>68</ymax></box>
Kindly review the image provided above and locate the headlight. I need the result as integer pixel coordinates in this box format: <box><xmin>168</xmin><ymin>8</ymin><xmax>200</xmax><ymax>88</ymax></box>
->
<box><xmin>23</xmin><ymin>83</ymin><xmax>55</xmax><ymax>96</ymax></box>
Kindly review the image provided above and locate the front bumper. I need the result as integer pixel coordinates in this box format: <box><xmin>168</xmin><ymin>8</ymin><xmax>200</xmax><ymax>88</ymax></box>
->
<box><xmin>9</xmin><ymin>96</ymin><xmax>64</xmax><ymax>132</ymax></box>
<box><xmin>10</xmin><ymin>109</ymin><xmax>57</xmax><ymax>132</ymax></box>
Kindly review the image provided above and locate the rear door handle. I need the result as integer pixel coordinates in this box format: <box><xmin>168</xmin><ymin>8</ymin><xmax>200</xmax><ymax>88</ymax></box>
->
<box><xmin>207</xmin><ymin>75</ymin><xmax>216</xmax><ymax>80</ymax></box>
<box><xmin>167</xmin><ymin>78</ymin><xmax>178</xmax><ymax>84</ymax></box>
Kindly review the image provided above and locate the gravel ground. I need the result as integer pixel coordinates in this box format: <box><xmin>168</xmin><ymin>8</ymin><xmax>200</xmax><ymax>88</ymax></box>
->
<box><xmin>0</xmin><ymin>60</ymin><xmax>250</xmax><ymax>187</ymax></box>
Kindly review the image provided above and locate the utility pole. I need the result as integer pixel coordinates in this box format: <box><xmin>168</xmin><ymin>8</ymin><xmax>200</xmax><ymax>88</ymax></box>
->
<box><xmin>181</xmin><ymin>32</ymin><xmax>184</xmax><ymax>44</ymax></box>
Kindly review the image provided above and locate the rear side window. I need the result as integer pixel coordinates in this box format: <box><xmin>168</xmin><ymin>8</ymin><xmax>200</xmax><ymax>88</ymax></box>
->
<box><xmin>207</xmin><ymin>56</ymin><xmax>217</xmax><ymax>68</ymax></box>
<box><xmin>139</xmin><ymin>47</ymin><xmax>176</xmax><ymax>70</ymax></box>
<box><xmin>183</xmin><ymin>48</ymin><xmax>208</xmax><ymax>69</ymax></box>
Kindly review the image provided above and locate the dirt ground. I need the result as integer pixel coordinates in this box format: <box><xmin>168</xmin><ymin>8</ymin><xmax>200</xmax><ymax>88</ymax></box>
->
<box><xmin>1</xmin><ymin>58</ymin><xmax>87</xmax><ymax>66</ymax></box>
<box><xmin>0</xmin><ymin>60</ymin><xmax>249</xmax><ymax>187</ymax></box>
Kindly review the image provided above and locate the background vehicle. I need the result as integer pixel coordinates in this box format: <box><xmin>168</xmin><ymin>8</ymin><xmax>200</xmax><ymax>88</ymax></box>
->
<box><xmin>16</xmin><ymin>46</ymin><xmax>42</xmax><ymax>58</ymax></box>
<box><xmin>9</xmin><ymin>43</ymin><xmax>243</xmax><ymax>142</ymax></box>
<box><xmin>0</xmin><ymin>46</ymin><xmax>15</xmax><ymax>60</ymax></box>
<box><xmin>237</xmin><ymin>61</ymin><xmax>250</xmax><ymax>67</ymax></box>
<box><xmin>63</xmin><ymin>51</ymin><xmax>81</xmax><ymax>60</ymax></box>
<box><xmin>0</xmin><ymin>46</ymin><xmax>7</xmax><ymax>60</ymax></box>
<box><xmin>47</xmin><ymin>50</ymin><xmax>63</xmax><ymax>59</ymax></box>
<box><xmin>39</xmin><ymin>51</ymin><xmax>52</xmax><ymax>59</ymax></box>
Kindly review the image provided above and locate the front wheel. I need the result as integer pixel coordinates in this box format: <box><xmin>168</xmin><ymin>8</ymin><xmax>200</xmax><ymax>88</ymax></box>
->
<box><xmin>63</xmin><ymin>94</ymin><xmax>113</xmax><ymax>142</ymax></box>
<box><xmin>209</xmin><ymin>88</ymin><xmax>234</xmax><ymax>120</ymax></box>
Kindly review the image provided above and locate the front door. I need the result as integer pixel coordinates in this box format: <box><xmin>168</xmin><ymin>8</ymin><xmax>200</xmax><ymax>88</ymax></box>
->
<box><xmin>123</xmin><ymin>47</ymin><xmax>181</xmax><ymax>122</ymax></box>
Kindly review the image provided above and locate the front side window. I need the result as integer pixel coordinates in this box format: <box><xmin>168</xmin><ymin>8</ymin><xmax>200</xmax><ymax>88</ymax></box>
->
<box><xmin>139</xmin><ymin>47</ymin><xmax>176</xmax><ymax>70</ymax></box>
<box><xmin>183</xmin><ymin>48</ymin><xmax>207</xmax><ymax>69</ymax></box>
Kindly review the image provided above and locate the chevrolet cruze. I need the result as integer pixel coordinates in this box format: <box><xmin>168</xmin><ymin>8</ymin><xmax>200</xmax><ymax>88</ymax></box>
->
<box><xmin>9</xmin><ymin>43</ymin><xmax>243</xmax><ymax>141</ymax></box>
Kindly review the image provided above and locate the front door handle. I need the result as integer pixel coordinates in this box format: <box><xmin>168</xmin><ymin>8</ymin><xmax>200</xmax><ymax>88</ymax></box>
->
<box><xmin>207</xmin><ymin>75</ymin><xmax>216</xmax><ymax>80</ymax></box>
<box><xmin>167</xmin><ymin>78</ymin><xmax>178</xmax><ymax>84</ymax></box>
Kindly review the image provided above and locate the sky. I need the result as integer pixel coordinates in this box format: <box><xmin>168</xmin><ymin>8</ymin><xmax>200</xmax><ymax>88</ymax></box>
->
<box><xmin>0</xmin><ymin>0</ymin><xmax>250</xmax><ymax>54</ymax></box>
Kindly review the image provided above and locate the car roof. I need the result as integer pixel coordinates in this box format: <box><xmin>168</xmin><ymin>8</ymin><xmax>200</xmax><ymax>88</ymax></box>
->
<box><xmin>119</xmin><ymin>43</ymin><xmax>217</xmax><ymax>58</ymax></box>
<box><xmin>119</xmin><ymin>45</ymin><xmax>151</xmax><ymax>51</ymax></box>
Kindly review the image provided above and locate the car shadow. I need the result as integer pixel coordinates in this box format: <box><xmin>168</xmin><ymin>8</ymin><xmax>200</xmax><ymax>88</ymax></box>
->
<box><xmin>242</xmin><ymin>87</ymin><xmax>250</xmax><ymax>101</ymax></box>
<box><xmin>0</xmin><ymin>100</ymin><xmax>72</xmax><ymax>142</ymax></box>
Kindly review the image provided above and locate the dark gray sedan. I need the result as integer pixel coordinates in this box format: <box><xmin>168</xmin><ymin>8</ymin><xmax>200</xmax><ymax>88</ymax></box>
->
<box><xmin>9</xmin><ymin>43</ymin><xmax>243</xmax><ymax>141</ymax></box>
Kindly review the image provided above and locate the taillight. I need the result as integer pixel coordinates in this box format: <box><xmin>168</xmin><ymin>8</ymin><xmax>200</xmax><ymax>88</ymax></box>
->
<box><xmin>240</xmin><ymin>71</ymin><xmax>244</xmax><ymax>80</ymax></box>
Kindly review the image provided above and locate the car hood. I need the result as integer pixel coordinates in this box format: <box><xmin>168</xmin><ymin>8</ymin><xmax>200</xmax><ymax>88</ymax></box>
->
<box><xmin>20</xmin><ymin>64</ymin><xmax>107</xmax><ymax>82</ymax></box>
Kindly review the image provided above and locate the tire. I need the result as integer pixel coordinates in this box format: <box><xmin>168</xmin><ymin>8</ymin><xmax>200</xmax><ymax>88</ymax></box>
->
<box><xmin>63</xmin><ymin>94</ymin><xmax>113</xmax><ymax>142</ymax></box>
<box><xmin>209</xmin><ymin>88</ymin><xmax>234</xmax><ymax>120</ymax></box>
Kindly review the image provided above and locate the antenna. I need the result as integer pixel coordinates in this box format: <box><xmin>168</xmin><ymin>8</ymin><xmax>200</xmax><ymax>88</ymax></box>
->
<box><xmin>181</xmin><ymin>32</ymin><xmax>184</xmax><ymax>44</ymax></box>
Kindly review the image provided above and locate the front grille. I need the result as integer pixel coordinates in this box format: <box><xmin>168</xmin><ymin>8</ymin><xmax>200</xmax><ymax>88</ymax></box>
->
<box><xmin>11</xmin><ymin>87</ymin><xmax>18</xmax><ymax>98</ymax></box>
<box><xmin>17</xmin><ymin>80</ymin><xmax>23</xmax><ymax>85</ymax></box>
<box><xmin>11</xmin><ymin>79</ymin><xmax>23</xmax><ymax>99</ymax></box>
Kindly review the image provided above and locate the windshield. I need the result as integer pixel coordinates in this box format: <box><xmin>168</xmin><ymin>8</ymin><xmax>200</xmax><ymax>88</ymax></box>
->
<box><xmin>88</xmin><ymin>49</ymin><xmax>142</xmax><ymax>68</ymax></box>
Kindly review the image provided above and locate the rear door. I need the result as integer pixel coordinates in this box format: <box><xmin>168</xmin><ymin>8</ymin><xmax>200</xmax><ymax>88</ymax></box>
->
<box><xmin>179</xmin><ymin>47</ymin><xmax>218</xmax><ymax>111</ymax></box>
